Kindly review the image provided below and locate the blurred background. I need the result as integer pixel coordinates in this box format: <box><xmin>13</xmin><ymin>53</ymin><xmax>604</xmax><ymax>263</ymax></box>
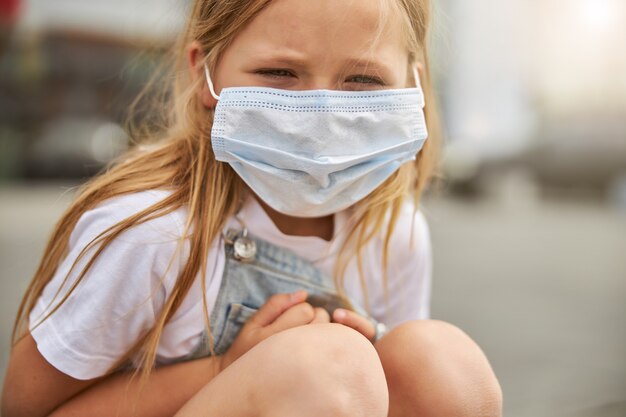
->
<box><xmin>1</xmin><ymin>0</ymin><xmax>625</xmax><ymax>416</ymax></box>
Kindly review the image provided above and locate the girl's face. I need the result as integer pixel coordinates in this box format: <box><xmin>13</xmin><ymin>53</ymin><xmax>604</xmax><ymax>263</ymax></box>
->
<box><xmin>191</xmin><ymin>0</ymin><xmax>411</xmax><ymax>108</ymax></box>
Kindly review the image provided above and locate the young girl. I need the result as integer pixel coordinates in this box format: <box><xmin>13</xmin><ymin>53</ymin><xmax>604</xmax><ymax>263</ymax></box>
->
<box><xmin>2</xmin><ymin>0</ymin><xmax>502</xmax><ymax>416</ymax></box>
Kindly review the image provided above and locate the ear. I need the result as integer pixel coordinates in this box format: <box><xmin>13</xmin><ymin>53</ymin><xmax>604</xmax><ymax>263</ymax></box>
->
<box><xmin>188</xmin><ymin>40</ymin><xmax>218</xmax><ymax>109</ymax></box>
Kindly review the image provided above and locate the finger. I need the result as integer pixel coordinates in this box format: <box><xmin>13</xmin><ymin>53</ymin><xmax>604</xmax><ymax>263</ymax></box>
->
<box><xmin>250</xmin><ymin>290</ymin><xmax>308</xmax><ymax>327</ymax></box>
<box><xmin>332</xmin><ymin>309</ymin><xmax>376</xmax><ymax>341</ymax></box>
<box><xmin>267</xmin><ymin>302</ymin><xmax>316</xmax><ymax>333</ymax></box>
<box><xmin>310</xmin><ymin>307</ymin><xmax>331</xmax><ymax>324</ymax></box>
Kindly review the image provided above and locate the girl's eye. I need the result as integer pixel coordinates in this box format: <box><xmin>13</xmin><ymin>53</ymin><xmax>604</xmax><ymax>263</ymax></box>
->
<box><xmin>255</xmin><ymin>69</ymin><xmax>296</xmax><ymax>79</ymax></box>
<box><xmin>346</xmin><ymin>75</ymin><xmax>385</xmax><ymax>86</ymax></box>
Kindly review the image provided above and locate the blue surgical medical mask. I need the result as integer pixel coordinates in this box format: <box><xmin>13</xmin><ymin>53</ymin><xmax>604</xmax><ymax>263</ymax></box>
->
<box><xmin>204</xmin><ymin>64</ymin><xmax>428</xmax><ymax>218</ymax></box>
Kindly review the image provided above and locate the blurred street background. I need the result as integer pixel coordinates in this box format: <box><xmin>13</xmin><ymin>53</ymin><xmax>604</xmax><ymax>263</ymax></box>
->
<box><xmin>1</xmin><ymin>0</ymin><xmax>625</xmax><ymax>416</ymax></box>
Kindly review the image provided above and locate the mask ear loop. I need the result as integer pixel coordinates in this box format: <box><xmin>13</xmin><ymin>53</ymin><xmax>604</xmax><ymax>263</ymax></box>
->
<box><xmin>412</xmin><ymin>65</ymin><xmax>426</xmax><ymax>109</ymax></box>
<box><xmin>412</xmin><ymin>65</ymin><xmax>422</xmax><ymax>90</ymax></box>
<box><xmin>203</xmin><ymin>63</ymin><xmax>221</xmax><ymax>101</ymax></box>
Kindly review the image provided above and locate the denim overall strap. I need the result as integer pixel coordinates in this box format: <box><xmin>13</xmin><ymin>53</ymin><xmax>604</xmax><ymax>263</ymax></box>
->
<box><xmin>184</xmin><ymin>228</ymin><xmax>382</xmax><ymax>361</ymax></box>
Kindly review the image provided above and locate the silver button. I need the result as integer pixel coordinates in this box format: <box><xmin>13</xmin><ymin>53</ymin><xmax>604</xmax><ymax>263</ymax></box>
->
<box><xmin>233</xmin><ymin>235</ymin><xmax>256</xmax><ymax>262</ymax></box>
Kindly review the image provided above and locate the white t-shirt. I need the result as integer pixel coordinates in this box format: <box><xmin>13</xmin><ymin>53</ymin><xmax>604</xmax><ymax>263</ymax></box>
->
<box><xmin>29</xmin><ymin>190</ymin><xmax>432</xmax><ymax>380</ymax></box>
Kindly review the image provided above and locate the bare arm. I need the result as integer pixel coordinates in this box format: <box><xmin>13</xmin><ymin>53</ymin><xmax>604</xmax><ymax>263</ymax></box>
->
<box><xmin>2</xmin><ymin>291</ymin><xmax>320</xmax><ymax>417</ymax></box>
<box><xmin>2</xmin><ymin>334</ymin><xmax>222</xmax><ymax>417</ymax></box>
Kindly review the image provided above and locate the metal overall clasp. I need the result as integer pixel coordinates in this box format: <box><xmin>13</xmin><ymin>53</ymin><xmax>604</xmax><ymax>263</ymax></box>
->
<box><xmin>223</xmin><ymin>217</ymin><xmax>257</xmax><ymax>262</ymax></box>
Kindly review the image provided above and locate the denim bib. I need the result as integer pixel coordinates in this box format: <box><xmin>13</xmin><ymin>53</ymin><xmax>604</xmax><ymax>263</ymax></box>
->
<box><xmin>183</xmin><ymin>227</ymin><xmax>383</xmax><ymax>361</ymax></box>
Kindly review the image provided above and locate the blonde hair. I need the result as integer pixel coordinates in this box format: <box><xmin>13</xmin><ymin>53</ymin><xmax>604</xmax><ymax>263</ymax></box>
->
<box><xmin>13</xmin><ymin>0</ymin><xmax>440</xmax><ymax>381</ymax></box>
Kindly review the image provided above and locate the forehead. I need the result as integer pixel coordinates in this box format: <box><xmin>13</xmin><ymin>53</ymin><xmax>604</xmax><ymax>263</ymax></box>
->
<box><xmin>227</xmin><ymin>0</ymin><xmax>407</xmax><ymax>67</ymax></box>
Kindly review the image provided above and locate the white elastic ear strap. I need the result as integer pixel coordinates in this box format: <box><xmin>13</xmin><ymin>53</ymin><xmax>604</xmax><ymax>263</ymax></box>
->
<box><xmin>412</xmin><ymin>66</ymin><xmax>422</xmax><ymax>90</ymax></box>
<box><xmin>203</xmin><ymin>64</ymin><xmax>221</xmax><ymax>100</ymax></box>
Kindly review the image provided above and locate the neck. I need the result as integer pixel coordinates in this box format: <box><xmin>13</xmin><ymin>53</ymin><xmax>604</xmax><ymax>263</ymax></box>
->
<box><xmin>253</xmin><ymin>196</ymin><xmax>334</xmax><ymax>242</ymax></box>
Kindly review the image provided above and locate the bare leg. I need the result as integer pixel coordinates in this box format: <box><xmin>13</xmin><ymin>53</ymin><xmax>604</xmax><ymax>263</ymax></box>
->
<box><xmin>175</xmin><ymin>323</ymin><xmax>389</xmax><ymax>417</ymax></box>
<box><xmin>374</xmin><ymin>320</ymin><xmax>503</xmax><ymax>417</ymax></box>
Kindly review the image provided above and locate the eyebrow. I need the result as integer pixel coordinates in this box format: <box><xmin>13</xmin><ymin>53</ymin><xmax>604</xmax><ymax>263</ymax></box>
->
<box><xmin>342</xmin><ymin>58</ymin><xmax>394</xmax><ymax>77</ymax></box>
<box><xmin>249</xmin><ymin>51</ymin><xmax>309</xmax><ymax>68</ymax></box>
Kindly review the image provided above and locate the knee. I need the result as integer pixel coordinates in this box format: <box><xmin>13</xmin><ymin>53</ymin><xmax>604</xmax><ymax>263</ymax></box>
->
<box><xmin>375</xmin><ymin>320</ymin><xmax>502</xmax><ymax>417</ymax></box>
<box><xmin>255</xmin><ymin>323</ymin><xmax>389</xmax><ymax>416</ymax></box>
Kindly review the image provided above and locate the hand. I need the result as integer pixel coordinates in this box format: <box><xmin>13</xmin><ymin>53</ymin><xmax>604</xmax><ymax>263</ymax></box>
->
<box><xmin>219</xmin><ymin>290</ymin><xmax>330</xmax><ymax>371</ymax></box>
<box><xmin>332</xmin><ymin>308</ymin><xmax>376</xmax><ymax>342</ymax></box>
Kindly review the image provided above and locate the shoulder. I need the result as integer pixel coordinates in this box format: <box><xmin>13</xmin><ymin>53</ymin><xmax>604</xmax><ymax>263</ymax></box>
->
<box><xmin>70</xmin><ymin>189</ymin><xmax>188</xmax><ymax>248</ymax></box>
<box><xmin>64</xmin><ymin>189</ymin><xmax>193</xmax><ymax>297</ymax></box>
<box><xmin>28</xmin><ymin>190</ymin><xmax>196</xmax><ymax>379</ymax></box>
<box><xmin>384</xmin><ymin>198</ymin><xmax>432</xmax><ymax>258</ymax></box>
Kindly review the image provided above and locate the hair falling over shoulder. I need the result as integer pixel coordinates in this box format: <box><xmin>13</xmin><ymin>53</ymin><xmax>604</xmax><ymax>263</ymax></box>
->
<box><xmin>13</xmin><ymin>0</ymin><xmax>441</xmax><ymax>380</ymax></box>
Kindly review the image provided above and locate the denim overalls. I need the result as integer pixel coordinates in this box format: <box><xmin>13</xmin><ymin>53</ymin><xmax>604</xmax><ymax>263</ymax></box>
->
<box><xmin>184</xmin><ymin>225</ymin><xmax>385</xmax><ymax>361</ymax></box>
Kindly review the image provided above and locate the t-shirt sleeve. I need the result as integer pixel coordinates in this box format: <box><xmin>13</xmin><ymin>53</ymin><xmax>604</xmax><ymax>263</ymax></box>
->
<box><xmin>28</xmin><ymin>191</ymin><xmax>185</xmax><ymax>380</ymax></box>
<box><xmin>375</xmin><ymin>207</ymin><xmax>433</xmax><ymax>329</ymax></box>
